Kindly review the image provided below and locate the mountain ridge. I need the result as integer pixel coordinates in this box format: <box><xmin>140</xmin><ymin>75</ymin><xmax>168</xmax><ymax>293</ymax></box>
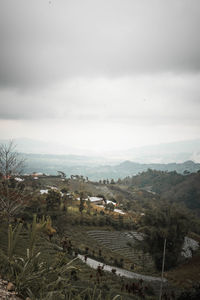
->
<box><xmin>23</xmin><ymin>155</ymin><xmax>200</xmax><ymax>181</ymax></box>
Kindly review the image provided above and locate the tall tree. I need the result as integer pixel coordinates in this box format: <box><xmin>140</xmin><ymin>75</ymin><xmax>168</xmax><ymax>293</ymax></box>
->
<box><xmin>46</xmin><ymin>190</ymin><xmax>61</xmax><ymax>211</ymax></box>
<box><xmin>105</xmin><ymin>202</ymin><xmax>115</xmax><ymax>213</ymax></box>
<box><xmin>138</xmin><ymin>204</ymin><xmax>190</xmax><ymax>270</ymax></box>
<box><xmin>0</xmin><ymin>141</ymin><xmax>27</xmax><ymax>222</ymax></box>
<box><xmin>79</xmin><ymin>192</ymin><xmax>85</xmax><ymax>215</ymax></box>
<box><xmin>0</xmin><ymin>140</ymin><xmax>25</xmax><ymax>177</ymax></box>
<box><xmin>0</xmin><ymin>181</ymin><xmax>28</xmax><ymax>223</ymax></box>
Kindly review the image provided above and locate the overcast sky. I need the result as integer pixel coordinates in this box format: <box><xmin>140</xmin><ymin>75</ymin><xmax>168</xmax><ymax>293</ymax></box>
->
<box><xmin>0</xmin><ymin>0</ymin><xmax>200</xmax><ymax>155</ymax></box>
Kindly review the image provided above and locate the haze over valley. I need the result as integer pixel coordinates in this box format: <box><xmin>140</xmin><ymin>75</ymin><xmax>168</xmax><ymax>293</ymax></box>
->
<box><xmin>1</xmin><ymin>138</ymin><xmax>200</xmax><ymax>180</ymax></box>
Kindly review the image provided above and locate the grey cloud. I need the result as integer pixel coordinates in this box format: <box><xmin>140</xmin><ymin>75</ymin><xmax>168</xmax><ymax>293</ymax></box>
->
<box><xmin>1</xmin><ymin>97</ymin><xmax>199</xmax><ymax>127</ymax></box>
<box><xmin>0</xmin><ymin>105</ymin><xmax>55</xmax><ymax>120</ymax></box>
<box><xmin>0</xmin><ymin>93</ymin><xmax>56</xmax><ymax>120</ymax></box>
<box><xmin>0</xmin><ymin>0</ymin><xmax>200</xmax><ymax>89</ymax></box>
<box><xmin>0</xmin><ymin>70</ymin><xmax>200</xmax><ymax>122</ymax></box>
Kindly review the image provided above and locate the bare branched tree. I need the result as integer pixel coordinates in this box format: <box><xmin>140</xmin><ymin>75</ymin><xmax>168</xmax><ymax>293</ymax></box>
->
<box><xmin>0</xmin><ymin>140</ymin><xmax>25</xmax><ymax>177</ymax></box>
<box><xmin>0</xmin><ymin>141</ymin><xmax>27</xmax><ymax>222</ymax></box>
<box><xmin>0</xmin><ymin>182</ymin><xmax>28</xmax><ymax>222</ymax></box>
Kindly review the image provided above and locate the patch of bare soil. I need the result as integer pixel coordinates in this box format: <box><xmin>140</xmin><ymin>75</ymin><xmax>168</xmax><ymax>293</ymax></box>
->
<box><xmin>0</xmin><ymin>277</ymin><xmax>22</xmax><ymax>300</ymax></box>
<box><xmin>165</xmin><ymin>253</ymin><xmax>200</xmax><ymax>288</ymax></box>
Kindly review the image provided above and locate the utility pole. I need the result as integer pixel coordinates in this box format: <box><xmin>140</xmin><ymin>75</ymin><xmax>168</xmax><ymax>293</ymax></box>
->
<box><xmin>159</xmin><ymin>238</ymin><xmax>166</xmax><ymax>300</ymax></box>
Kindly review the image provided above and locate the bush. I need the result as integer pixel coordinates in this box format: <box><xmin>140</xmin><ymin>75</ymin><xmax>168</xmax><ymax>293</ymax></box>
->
<box><xmin>177</xmin><ymin>285</ymin><xmax>200</xmax><ymax>300</ymax></box>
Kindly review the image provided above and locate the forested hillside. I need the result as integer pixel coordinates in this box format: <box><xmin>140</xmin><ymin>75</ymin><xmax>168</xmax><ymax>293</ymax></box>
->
<box><xmin>120</xmin><ymin>169</ymin><xmax>200</xmax><ymax>215</ymax></box>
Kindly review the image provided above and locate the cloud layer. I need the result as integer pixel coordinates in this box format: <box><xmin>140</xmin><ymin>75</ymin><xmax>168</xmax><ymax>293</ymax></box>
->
<box><xmin>0</xmin><ymin>0</ymin><xmax>200</xmax><ymax>88</ymax></box>
<box><xmin>0</xmin><ymin>0</ymin><xmax>200</xmax><ymax>153</ymax></box>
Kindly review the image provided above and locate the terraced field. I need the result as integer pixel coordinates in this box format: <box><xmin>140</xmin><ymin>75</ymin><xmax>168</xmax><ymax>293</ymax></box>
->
<box><xmin>87</xmin><ymin>230</ymin><xmax>155</xmax><ymax>272</ymax></box>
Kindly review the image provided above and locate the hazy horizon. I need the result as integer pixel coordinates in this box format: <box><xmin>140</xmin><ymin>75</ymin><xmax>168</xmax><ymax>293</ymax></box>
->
<box><xmin>1</xmin><ymin>137</ymin><xmax>200</xmax><ymax>164</ymax></box>
<box><xmin>1</xmin><ymin>0</ymin><xmax>200</xmax><ymax>154</ymax></box>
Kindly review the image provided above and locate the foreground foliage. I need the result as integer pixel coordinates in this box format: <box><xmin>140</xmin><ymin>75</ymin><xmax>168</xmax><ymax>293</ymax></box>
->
<box><xmin>0</xmin><ymin>216</ymin><xmax>125</xmax><ymax>299</ymax></box>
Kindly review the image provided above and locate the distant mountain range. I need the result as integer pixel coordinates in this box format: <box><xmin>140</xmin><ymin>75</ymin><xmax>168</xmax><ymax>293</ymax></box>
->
<box><xmin>1</xmin><ymin>138</ymin><xmax>200</xmax><ymax>180</ymax></box>
<box><xmin>1</xmin><ymin>138</ymin><xmax>200</xmax><ymax>163</ymax></box>
<box><xmin>23</xmin><ymin>154</ymin><xmax>200</xmax><ymax>181</ymax></box>
<box><xmin>113</xmin><ymin>139</ymin><xmax>200</xmax><ymax>163</ymax></box>
<box><xmin>0</xmin><ymin>138</ymin><xmax>200</xmax><ymax>163</ymax></box>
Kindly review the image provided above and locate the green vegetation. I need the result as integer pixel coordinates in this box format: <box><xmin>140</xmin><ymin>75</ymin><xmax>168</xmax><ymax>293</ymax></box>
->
<box><xmin>0</xmin><ymin>215</ymin><xmax>128</xmax><ymax>299</ymax></box>
<box><xmin>138</xmin><ymin>204</ymin><xmax>190</xmax><ymax>270</ymax></box>
<box><xmin>1</xmin><ymin>145</ymin><xmax>200</xmax><ymax>299</ymax></box>
<box><xmin>120</xmin><ymin>169</ymin><xmax>200</xmax><ymax>216</ymax></box>
<box><xmin>0</xmin><ymin>176</ymin><xmax>157</xmax><ymax>299</ymax></box>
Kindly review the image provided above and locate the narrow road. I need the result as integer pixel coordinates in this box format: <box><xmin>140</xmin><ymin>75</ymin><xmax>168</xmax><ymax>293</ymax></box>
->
<box><xmin>53</xmin><ymin>243</ymin><xmax>167</xmax><ymax>283</ymax></box>
<box><xmin>78</xmin><ymin>254</ymin><xmax>167</xmax><ymax>283</ymax></box>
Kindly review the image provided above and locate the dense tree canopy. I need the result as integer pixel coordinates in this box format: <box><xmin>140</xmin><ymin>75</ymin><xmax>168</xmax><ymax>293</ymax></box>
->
<box><xmin>139</xmin><ymin>204</ymin><xmax>191</xmax><ymax>270</ymax></box>
<box><xmin>120</xmin><ymin>169</ymin><xmax>200</xmax><ymax>214</ymax></box>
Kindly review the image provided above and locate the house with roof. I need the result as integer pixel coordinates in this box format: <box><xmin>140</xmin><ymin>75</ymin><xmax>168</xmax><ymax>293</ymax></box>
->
<box><xmin>87</xmin><ymin>196</ymin><xmax>105</xmax><ymax>205</ymax></box>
